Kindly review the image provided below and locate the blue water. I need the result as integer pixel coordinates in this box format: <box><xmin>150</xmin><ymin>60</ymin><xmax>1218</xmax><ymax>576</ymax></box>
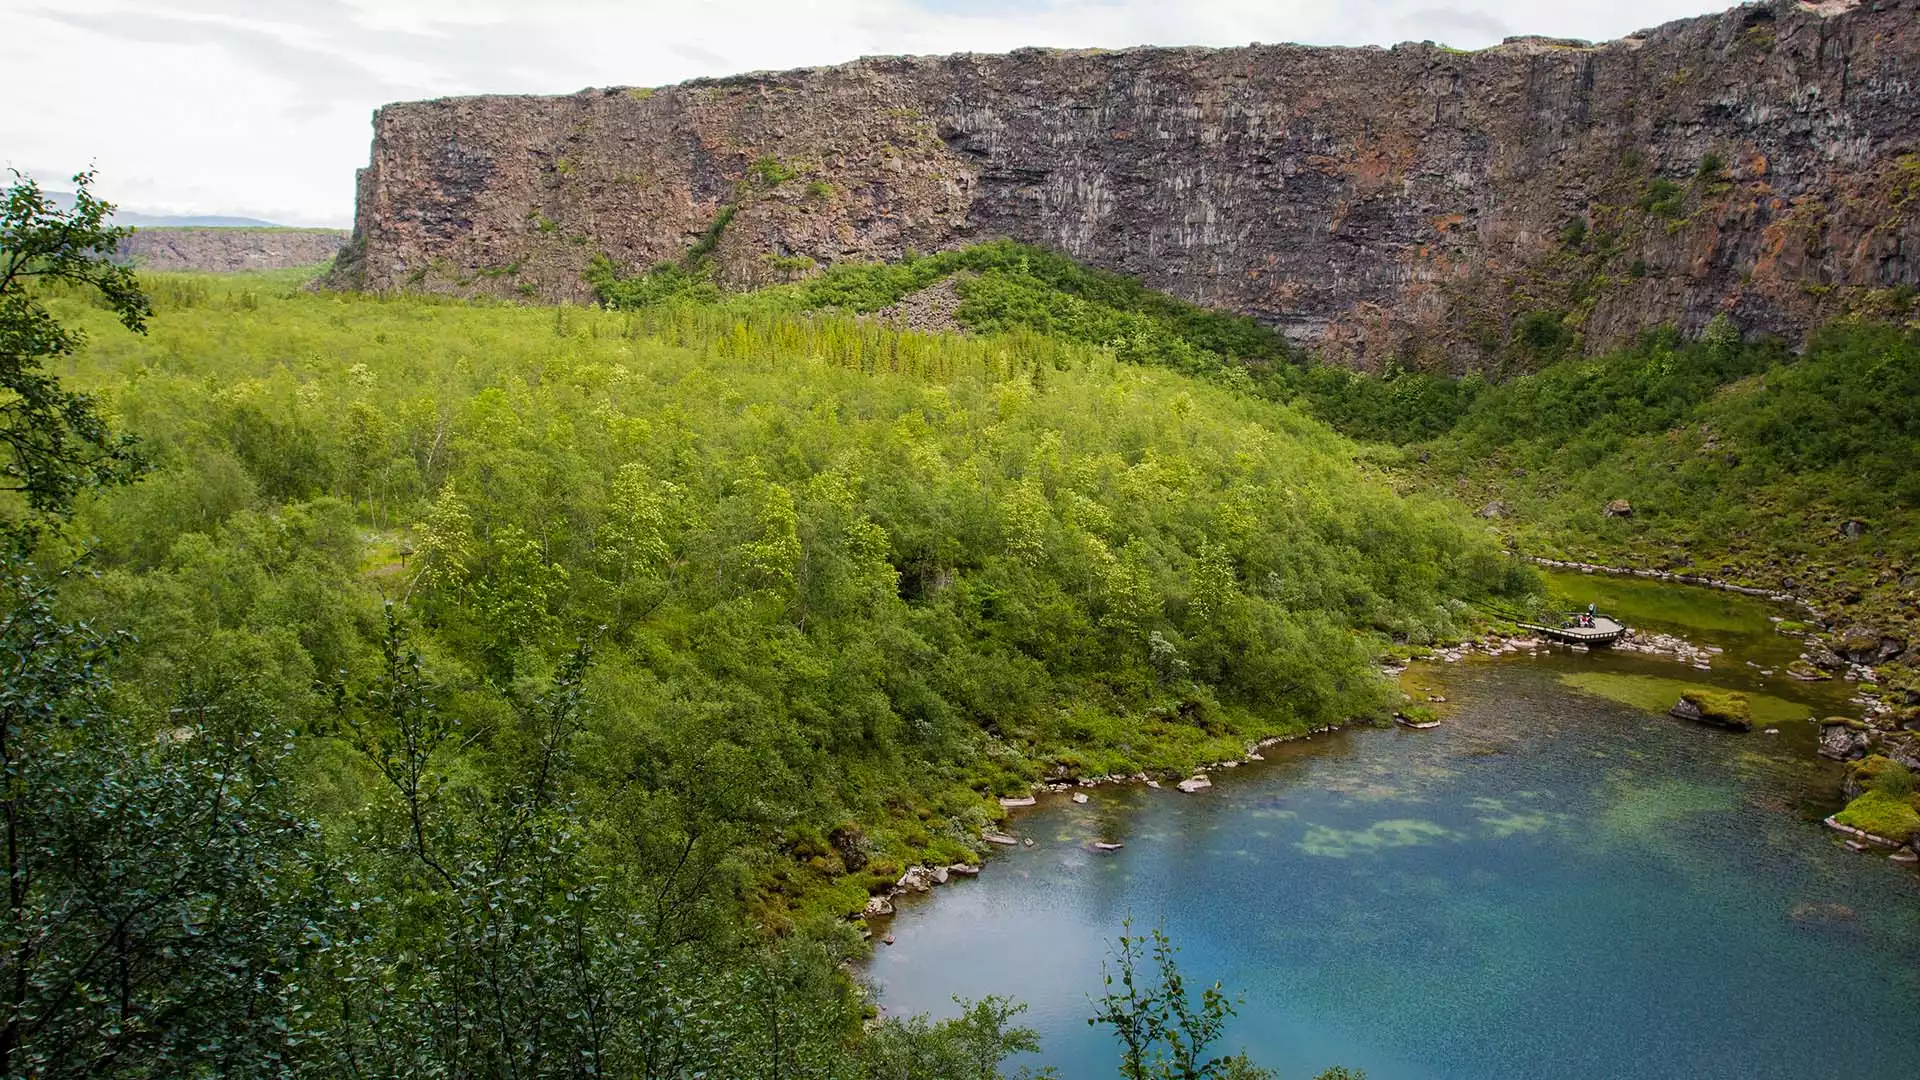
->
<box><xmin>866</xmin><ymin>652</ymin><xmax>1920</xmax><ymax>1079</ymax></box>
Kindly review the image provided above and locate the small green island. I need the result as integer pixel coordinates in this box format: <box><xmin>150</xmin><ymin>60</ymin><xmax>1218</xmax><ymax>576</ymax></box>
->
<box><xmin>1834</xmin><ymin>756</ymin><xmax>1920</xmax><ymax>845</ymax></box>
<box><xmin>1668</xmin><ymin>689</ymin><xmax>1755</xmax><ymax>732</ymax></box>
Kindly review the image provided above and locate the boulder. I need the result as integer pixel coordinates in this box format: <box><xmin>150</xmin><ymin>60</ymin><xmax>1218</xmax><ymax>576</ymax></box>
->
<box><xmin>1175</xmin><ymin>775</ymin><xmax>1213</xmax><ymax>793</ymax></box>
<box><xmin>1071</xmin><ymin>791</ymin><xmax>1089</xmax><ymax>804</ymax></box>
<box><xmin>1819</xmin><ymin>724</ymin><xmax>1873</xmax><ymax>761</ymax></box>
<box><xmin>896</xmin><ymin>866</ymin><xmax>937</xmax><ymax>892</ymax></box>
<box><xmin>863</xmin><ymin>895</ymin><xmax>895</xmax><ymax>918</ymax></box>
<box><xmin>998</xmin><ymin>795</ymin><xmax>1037</xmax><ymax>808</ymax></box>
<box><xmin>1836</xmin><ymin>628</ymin><xmax>1899</xmax><ymax>665</ymax></box>
<box><xmin>1603</xmin><ymin>499</ymin><xmax>1633</xmax><ymax>518</ymax></box>
<box><xmin>1477</xmin><ymin>500</ymin><xmax>1511</xmax><ymax>519</ymax></box>
<box><xmin>1840</xmin><ymin>518</ymin><xmax>1870</xmax><ymax>539</ymax></box>
<box><xmin>982</xmin><ymin>832</ymin><xmax>1019</xmax><ymax>846</ymax></box>
<box><xmin>948</xmin><ymin>863</ymin><xmax>981</xmax><ymax>876</ymax></box>
<box><xmin>1669</xmin><ymin>689</ymin><xmax>1753</xmax><ymax>731</ymax></box>
<box><xmin>1807</xmin><ymin>645</ymin><xmax>1846</xmax><ymax>671</ymax></box>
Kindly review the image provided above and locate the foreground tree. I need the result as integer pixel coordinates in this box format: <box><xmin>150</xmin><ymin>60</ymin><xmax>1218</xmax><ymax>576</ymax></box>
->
<box><xmin>1</xmin><ymin>170</ymin><xmax>148</xmax><ymax>522</ymax></box>
<box><xmin>0</xmin><ymin>171</ymin><xmax>332</xmax><ymax>1078</ymax></box>
<box><xmin>0</xmin><ymin>563</ymin><xmax>324</xmax><ymax>1076</ymax></box>
<box><xmin>1090</xmin><ymin>924</ymin><xmax>1360</xmax><ymax>1080</ymax></box>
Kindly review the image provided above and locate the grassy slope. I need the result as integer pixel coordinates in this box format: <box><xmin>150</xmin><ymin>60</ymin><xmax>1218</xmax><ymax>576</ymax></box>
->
<box><xmin>1375</xmin><ymin>323</ymin><xmax>1920</xmax><ymax>703</ymax></box>
<box><xmin>45</xmin><ymin>271</ymin><xmax>1523</xmax><ymax>924</ymax></box>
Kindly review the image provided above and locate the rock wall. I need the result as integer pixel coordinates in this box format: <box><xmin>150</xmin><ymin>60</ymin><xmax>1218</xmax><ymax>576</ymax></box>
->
<box><xmin>121</xmin><ymin>228</ymin><xmax>347</xmax><ymax>273</ymax></box>
<box><xmin>333</xmin><ymin>0</ymin><xmax>1920</xmax><ymax>370</ymax></box>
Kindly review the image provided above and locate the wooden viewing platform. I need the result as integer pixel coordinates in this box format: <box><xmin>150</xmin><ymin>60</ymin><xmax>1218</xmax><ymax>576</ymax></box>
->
<box><xmin>1517</xmin><ymin>614</ymin><xmax>1630</xmax><ymax>648</ymax></box>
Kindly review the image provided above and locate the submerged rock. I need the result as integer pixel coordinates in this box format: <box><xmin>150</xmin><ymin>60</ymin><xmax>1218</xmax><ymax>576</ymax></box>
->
<box><xmin>1787</xmin><ymin>900</ymin><xmax>1857</xmax><ymax>924</ymax></box>
<box><xmin>1175</xmin><ymin>776</ymin><xmax>1213</xmax><ymax>793</ymax></box>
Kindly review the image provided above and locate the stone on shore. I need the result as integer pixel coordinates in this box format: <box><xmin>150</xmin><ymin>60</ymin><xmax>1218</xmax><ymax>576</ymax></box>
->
<box><xmin>1176</xmin><ymin>775</ymin><xmax>1213</xmax><ymax>793</ymax></box>
<box><xmin>998</xmin><ymin>795</ymin><xmax>1037</xmax><ymax>808</ymax></box>
<box><xmin>1820</xmin><ymin>723</ymin><xmax>1873</xmax><ymax>761</ymax></box>
<box><xmin>983</xmin><ymin>832</ymin><xmax>1019</xmax><ymax>846</ymax></box>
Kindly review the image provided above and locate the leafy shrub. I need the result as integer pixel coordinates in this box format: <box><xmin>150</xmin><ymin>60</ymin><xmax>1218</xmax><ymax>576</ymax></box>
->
<box><xmin>747</xmin><ymin>157</ymin><xmax>796</xmax><ymax>187</ymax></box>
<box><xmin>1642</xmin><ymin>177</ymin><xmax>1687</xmax><ymax>218</ymax></box>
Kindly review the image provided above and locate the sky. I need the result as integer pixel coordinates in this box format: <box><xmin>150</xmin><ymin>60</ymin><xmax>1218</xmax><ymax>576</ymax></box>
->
<box><xmin>3</xmin><ymin>0</ymin><xmax>1732</xmax><ymax>228</ymax></box>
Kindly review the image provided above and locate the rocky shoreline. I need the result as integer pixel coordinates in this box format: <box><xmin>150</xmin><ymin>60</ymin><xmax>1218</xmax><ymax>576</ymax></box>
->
<box><xmin>859</xmin><ymin>577</ymin><xmax>1920</xmax><ymax>933</ymax></box>
<box><xmin>864</xmin><ymin>621</ymin><xmax>1757</xmax><ymax>927</ymax></box>
<box><xmin>863</xmin><ymin>622</ymin><xmax>1738</xmax><ymax>930</ymax></box>
<box><xmin>857</xmin><ymin>724</ymin><xmax>1349</xmax><ymax>930</ymax></box>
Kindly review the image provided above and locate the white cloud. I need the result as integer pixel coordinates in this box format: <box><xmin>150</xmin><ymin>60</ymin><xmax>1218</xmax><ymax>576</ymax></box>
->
<box><xmin>2</xmin><ymin>0</ymin><xmax>1728</xmax><ymax>227</ymax></box>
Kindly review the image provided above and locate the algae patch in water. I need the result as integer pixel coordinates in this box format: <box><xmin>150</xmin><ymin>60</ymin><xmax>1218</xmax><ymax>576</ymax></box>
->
<box><xmin>1557</xmin><ymin>671</ymin><xmax>1807</xmax><ymax>727</ymax></box>
<box><xmin>1599</xmin><ymin>778</ymin><xmax>1736</xmax><ymax>843</ymax></box>
<box><xmin>1297</xmin><ymin>818</ymin><xmax>1461</xmax><ymax>858</ymax></box>
<box><xmin>1539</xmin><ymin>568</ymin><xmax>1775</xmax><ymax>638</ymax></box>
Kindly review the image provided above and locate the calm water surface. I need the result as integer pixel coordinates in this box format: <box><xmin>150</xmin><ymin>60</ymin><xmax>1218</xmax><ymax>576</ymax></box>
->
<box><xmin>865</xmin><ymin>577</ymin><xmax>1920</xmax><ymax>1079</ymax></box>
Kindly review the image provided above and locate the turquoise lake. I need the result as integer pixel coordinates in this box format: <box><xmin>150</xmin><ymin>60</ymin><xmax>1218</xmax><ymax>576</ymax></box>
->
<box><xmin>865</xmin><ymin>579</ymin><xmax>1920</xmax><ymax>1078</ymax></box>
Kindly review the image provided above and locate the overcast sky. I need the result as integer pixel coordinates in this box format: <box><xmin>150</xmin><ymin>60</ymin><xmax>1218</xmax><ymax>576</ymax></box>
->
<box><xmin>5</xmin><ymin>0</ymin><xmax>1730</xmax><ymax>227</ymax></box>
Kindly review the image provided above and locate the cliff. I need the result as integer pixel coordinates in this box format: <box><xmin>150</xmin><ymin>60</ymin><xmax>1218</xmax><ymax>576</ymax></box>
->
<box><xmin>332</xmin><ymin>0</ymin><xmax>1920</xmax><ymax>370</ymax></box>
<box><xmin>120</xmin><ymin>228</ymin><xmax>348</xmax><ymax>273</ymax></box>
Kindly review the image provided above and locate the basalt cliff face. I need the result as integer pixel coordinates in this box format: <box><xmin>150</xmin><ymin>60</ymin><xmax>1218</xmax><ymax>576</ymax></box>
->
<box><xmin>334</xmin><ymin>0</ymin><xmax>1919</xmax><ymax>370</ymax></box>
<box><xmin>121</xmin><ymin>228</ymin><xmax>347</xmax><ymax>273</ymax></box>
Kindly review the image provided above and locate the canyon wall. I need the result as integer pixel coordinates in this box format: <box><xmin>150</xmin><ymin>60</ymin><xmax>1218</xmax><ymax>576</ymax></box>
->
<box><xmin>121</xmin><ymin>228</ymin><xmax>347</xmax><ymax>273</ymax></box>
<box><xmin>333</xmin><ymin>0</ymin><xmax>1920</xmax><ymax>370</ymax></box>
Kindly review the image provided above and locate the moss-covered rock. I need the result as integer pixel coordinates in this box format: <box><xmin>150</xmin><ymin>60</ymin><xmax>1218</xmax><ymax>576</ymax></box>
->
<box><xmin>1670</xmin><ymin>689</ymin><xmax>1754</xmax><ymax>731</ymax></box>
<box><xmin>1833</xmin><ymin>790</ymin><xmax>1920</xmax><ymax>844</ymax></box>
<box><xmin>1845</xmin><ymin>754</ymin><xmax>1906</xmax><ymax>797</ymax></box>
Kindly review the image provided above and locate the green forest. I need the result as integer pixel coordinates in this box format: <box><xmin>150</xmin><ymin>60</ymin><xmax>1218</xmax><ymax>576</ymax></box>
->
<box><xmin>13</xmin><ymin>167</ymin><xmax>1919</xmax><ymax>1075</ymax></box>
<box><xmin>712</xmin><ymin>239</ymin><xmax>1920</xmax><ymax>672</ymax></box>
<box><xmin>2</xmin><ymin>178</ymin><xmax>1528</xmax><ymax>1077</ymax></box>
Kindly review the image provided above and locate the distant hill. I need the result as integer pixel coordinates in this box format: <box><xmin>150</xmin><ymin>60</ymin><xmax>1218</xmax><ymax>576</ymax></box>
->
<box><xmin>117</xmin><ymin>226</ymin><xmax>347</xmax><ymax>273</ymax></box>
<box><xmin>43</xmin><ymin>190</ymin><xmax>288</xmax><ymax>229</ymax></box>
<box><xmin>116</xmin><ymin>210</ymin><xmax>287</xmax><ymax>228</ymax></box>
